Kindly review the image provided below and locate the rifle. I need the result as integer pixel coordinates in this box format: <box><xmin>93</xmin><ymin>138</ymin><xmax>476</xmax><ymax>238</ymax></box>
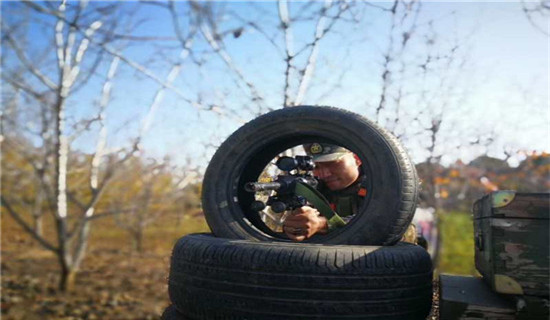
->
<box><xmin>245</xmin><ymin>156</ymin><xmax>347</xmax><ymax>231</ymax></box>
<box><xmin>245</xmin><ymin>156</ymin><xmax>318</xmax><ymax>213</ymax></box>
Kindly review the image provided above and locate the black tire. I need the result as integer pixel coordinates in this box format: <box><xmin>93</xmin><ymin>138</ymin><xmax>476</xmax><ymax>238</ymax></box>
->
<box><xmin>168</xmin><ymin>234</ymin><xmax>433</xmax><ymax>320</ymax></box>
<box><xmin>202</xmin><ymin>106</ymin><xmax>418</xmax><ymax>245</ymax></box>
<box><xmin>162</xmin><ymin>305</ymin><xmax>188</xmax><ymax>320</ymax></box>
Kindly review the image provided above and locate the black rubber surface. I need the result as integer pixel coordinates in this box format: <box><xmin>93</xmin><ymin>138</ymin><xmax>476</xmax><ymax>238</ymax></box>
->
<box><xmin>161</xmin><ymin>304</ymin><xmax>188</xmax><ymax>320</ymax></box>
<box><xmin>202</xmin><ymin>106</ymin><xmax>419</xmax><ymax>245</ymax></box>
<box><xmin>168</xmin><ymin>234</ymin><xmax>433</xmax><ymax>320</ymax></box>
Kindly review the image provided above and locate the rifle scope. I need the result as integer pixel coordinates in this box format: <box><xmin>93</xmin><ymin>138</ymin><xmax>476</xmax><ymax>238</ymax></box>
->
<box><xmin>276</xmin><ymin>156</ymin><xmax>315</xmax><ymax>172</ymax></box>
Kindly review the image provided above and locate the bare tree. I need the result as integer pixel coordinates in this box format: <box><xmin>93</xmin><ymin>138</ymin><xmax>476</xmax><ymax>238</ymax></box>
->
<box><xmin>350</xmin><ymin>1</ymin><xmax>477</xmax><ymax>209</ymax></box>
<box><xmin>110</xmin><ymin>158</ymin><xmax>174</xmax><ymax>253</ymax></box>
<box><xmin>1</xmin><ymin>84</ymin><xmax>54</xmax><ymax>237</ymax></box>
<box><xmin>182</xmin><ymin>1</ymin><xmax>357</xmax><ymax>112</ymax></box>
<box><xmin>2</xmin><ymin>1</ymin><xmax>125</xmax><ymax>290</ymax></box>
<box><xmin>1</xmin><ymin>1</ymin><xmax>202</xmax><ymax>290</ymax></box>
<box><xmin>278</xmin><ymin>0</ymin><xmax>355</xmax><ymax>107</ymax></box>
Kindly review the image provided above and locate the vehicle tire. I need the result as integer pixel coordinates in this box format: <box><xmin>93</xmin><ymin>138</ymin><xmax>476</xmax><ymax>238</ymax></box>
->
<box><xmin>202</xmin><ymin>106</ymin><xmax>418</xmax><ymax>245</ymax></box>
<box><xmin>161</xmin><ymin>305</ymin><xmax>188</xmax><ymax>320</ymax></box>
<box><xmin>168</xmin><ymin>234</ymin><xmax>433</xmax><ymax>320</ymax></box>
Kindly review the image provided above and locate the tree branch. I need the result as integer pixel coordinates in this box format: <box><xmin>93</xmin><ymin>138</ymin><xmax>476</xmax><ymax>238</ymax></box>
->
<box><xmin>2</xmin><ymin>76</ymin><xmax>46</xmax><ymax>102</ymax></box>
<box><xmin>2</xmin><ymin>28</ymin><xmax>58</xmax><ymax>90</ymax></box>
<box><xmin>521</xmin><ymin>0</ymin><xmax>550</xmax><ymax>36</ymax></box>
<box><xmin>295</xmin><ymin>0</ymin><xmax>339</xmax><ymax>105</ymax></box>
<box><xmin>1</xmin><ymin>196</ymin><xmax>58</xmax><ymax>252</ymax></box>
<box><xmin>85</xmin><ymin>208</ymin><xmax>134</xmax><ymax>221</ymax></box>
<box><xmin>278</xmin><ymin>0</ymin><xmax>295</xmax><ymax>107</ymax></box>
<box><xmin>197</xmin><ymin>12</ymin><xmax>268</xmax><ymax>115</ymax></box>
<box><xmin>89</xmin><ymin>57</ymin><xmax>120</xmax><ymax>194</ymax></box>
<box><xmin>23</xmin><ymin>0</ymin><xmax>218</xmax><ymax>114</ymax></box>
<box><xmin>3</xmin><ymin>138</ymin><xmax>57</xmax><ymax>213</ymax></box>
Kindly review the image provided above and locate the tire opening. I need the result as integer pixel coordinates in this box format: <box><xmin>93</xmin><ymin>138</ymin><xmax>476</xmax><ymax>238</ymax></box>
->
<box><xmin>232</xmin><ymin>134</ymin><xmax>372</xmax><ymax>240</ymax></box>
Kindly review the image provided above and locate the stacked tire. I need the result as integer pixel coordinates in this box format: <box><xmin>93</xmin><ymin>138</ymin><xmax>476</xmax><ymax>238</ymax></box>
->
<box><xmin>164</xmin><ymin>107</ymin><xmax>433</xmax><ymax>320</ymax></box>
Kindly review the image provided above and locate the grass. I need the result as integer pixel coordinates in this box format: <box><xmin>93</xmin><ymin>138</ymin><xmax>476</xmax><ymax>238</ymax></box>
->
<box><xmin>88</xmin><ymin>213</ymin><xmax>211</xmax><ymax>253</ymax></box>
<box><xmin>4</xmin><ymin>208</ymin><xmax>478</xmax><ymax>275</ymax></box>
<box><xmin>437</xmin><ymin>211</ymin><xmax>479</xmax><ymax>276</ymax></box>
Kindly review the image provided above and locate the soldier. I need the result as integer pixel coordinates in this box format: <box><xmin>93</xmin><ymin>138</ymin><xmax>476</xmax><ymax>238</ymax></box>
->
<box><xmin>283</xmin><ymin>143</ymin><xmax>364</xmax><ymax>241</ymax></box>
<box><xmin>283</xmin><ymin>143</ymin><xmax>417</xmax><ymax>244</ymax></box>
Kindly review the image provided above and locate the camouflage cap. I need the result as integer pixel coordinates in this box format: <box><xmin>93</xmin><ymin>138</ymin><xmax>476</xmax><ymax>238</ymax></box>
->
<box><xmin>303</xmin><ymin>143</ymin><xmax>351</xmax><ymax>162</ymax></box>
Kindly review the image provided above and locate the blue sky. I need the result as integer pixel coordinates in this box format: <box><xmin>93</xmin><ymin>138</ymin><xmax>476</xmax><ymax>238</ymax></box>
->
<box><xmin>2</xmin><ymin>1</ymin><xmax>548</xmax><ymax>169</ymax></box>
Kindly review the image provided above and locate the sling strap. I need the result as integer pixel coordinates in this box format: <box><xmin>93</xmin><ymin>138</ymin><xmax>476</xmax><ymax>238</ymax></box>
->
<box><xmin>295</xmin><ymin>182</ymin><xmax>346</xmax><ymax>231</ymax></box>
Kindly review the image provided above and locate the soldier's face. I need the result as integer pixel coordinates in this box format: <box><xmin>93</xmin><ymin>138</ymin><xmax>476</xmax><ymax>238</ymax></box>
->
<box><xmin>313</xmin><ymin>153</ymin><xmax>361</xmax><ymax>191</ymax></box>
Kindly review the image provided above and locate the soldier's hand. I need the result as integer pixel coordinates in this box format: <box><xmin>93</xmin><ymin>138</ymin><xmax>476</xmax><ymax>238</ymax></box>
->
<box><xmin>283</xmin><ymin>206</ymin><xmax>328</xmax><ymax>242</ymax></box>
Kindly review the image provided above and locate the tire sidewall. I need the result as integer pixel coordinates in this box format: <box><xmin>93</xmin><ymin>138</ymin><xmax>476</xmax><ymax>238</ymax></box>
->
<box><xmin>203</xmin><ymin>106</ymin><xmax>417</xmax><ymax>245</ymax></box>
<box><xmin>168</xmin><ymin>234</ymin><xmax>433</xmax><ymax>320</ymax></box>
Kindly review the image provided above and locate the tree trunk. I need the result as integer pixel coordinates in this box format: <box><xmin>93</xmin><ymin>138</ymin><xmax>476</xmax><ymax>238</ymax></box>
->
<box><xmin>134</xmin><ymin>229</ymin><xmax>143</xmax><ymax>253</ymax></box>
<box><xmin>33</xmin><ymin>187</ymin><xmax>44</xmax><ymax>237</ymax></box>
<box><xmin>59</xmin><ymin>260</ymin><xmax>77</xmax><ymax>292</ymax></box>
<box><xmin>60</xmin><ymin>269</ymin><xmax>77</xmax><ymax>292</ymax></box>
<box><xmin>73</xmin><ymin>220</ymin><xmax>92</xmax><ymax>270</ymax></box>
<box><xmin>34</xmin><ymin>214</ymin><xmax>43</xmax><ymax>237</ymax></box>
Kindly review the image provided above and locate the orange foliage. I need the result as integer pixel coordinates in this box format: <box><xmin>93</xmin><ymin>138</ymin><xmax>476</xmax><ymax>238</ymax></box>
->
<box><xmin>449</xmin><ymin>169</ymin><xmax>460</xmax><ymax>178</ymax></box>
<box><xmin>434</xmin><ymin>177</ymin><xmax>451</xmax><ymax>185</ymax></box>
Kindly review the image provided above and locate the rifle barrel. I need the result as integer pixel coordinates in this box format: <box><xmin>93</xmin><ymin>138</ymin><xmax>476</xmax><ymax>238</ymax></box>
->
<box><xmin>245</xmin><ymin>182</ymin><xmax>282</xmax><ymax>192</ymax></box>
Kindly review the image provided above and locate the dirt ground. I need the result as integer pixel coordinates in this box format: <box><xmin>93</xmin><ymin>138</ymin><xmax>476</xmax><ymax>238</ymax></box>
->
<box><xmin>1</xmin><ymin>213</ymin><xmax>439</xmax><ymax>320</ymax></box>
<box><xmin>1</xmin><ymin>213</ymin><xmax>209</xmax><ymax>320</ymax></box>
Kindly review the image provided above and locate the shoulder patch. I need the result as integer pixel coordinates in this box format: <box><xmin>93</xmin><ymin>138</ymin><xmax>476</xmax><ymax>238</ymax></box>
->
<box><xmin>310</xmin><ymin>143</ymin><xmax>323</xmax><ymax>154</ymax></box>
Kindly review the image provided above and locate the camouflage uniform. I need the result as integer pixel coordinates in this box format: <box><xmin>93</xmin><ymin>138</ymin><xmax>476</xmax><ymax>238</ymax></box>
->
<box><xmin>317</xmin><ymin>174</ymin><xmax>367</xmax><ymax>223</ymax></box>
<box><xmin>305</xmin><ymin>143</ymin><xmax>417</xmax><ymax>243</ymax></box>
<box><xmin>320</xmin><ymin>175</ymin><xmax>417</xmax><ymax>243</ymax></box>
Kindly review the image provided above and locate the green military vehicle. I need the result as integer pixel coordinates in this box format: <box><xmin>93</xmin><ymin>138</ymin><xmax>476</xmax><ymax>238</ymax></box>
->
<box><xmin>439</xmin><ymin>191</ymin><xmax>549</xmax><ymax>319</ymax></box>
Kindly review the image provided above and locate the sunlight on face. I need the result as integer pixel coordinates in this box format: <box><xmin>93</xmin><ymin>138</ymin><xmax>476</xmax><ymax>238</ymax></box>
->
<box><xmin>313</xmin><ymin>153</ymin><xmax>361</xmax><ymax>191</ymax></box>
